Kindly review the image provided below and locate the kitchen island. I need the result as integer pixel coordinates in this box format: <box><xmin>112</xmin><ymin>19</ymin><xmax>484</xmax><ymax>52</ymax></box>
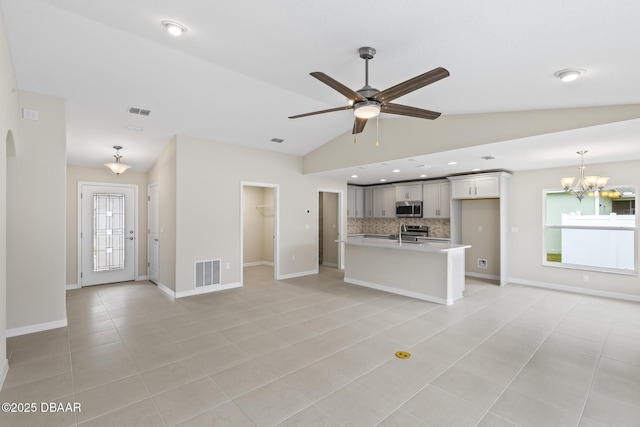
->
<box><xmin>341</xmin><ymin>235</ymin><xmax>471</xmax><ymax>305</ymax></box>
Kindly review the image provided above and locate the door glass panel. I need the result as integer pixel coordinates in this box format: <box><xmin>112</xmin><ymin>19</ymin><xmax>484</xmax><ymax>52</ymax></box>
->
<box><xmin>93</xmin><ymin>193</ymin><xmax>125</xmax><ymax>272</ymax></box>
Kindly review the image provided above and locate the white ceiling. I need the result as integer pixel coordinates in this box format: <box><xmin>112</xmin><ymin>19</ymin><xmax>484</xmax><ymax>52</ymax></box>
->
<box><xmin>2</xmin><ymin>0</ymin><xmax>640</xmax><ymax>181</ymax></box>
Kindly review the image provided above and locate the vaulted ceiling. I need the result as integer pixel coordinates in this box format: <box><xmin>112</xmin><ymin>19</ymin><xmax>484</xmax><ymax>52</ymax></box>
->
<box><xmin>2</xmin><ymin>0</ymin><xmax>640</xmax><ymax>182</ymax></box>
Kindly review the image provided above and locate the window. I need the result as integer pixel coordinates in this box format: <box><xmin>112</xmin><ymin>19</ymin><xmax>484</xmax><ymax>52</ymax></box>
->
<box><xmin>543</xmin><ymin>186</ymin><xmax>637</xmax><ymax>274</ymax></box>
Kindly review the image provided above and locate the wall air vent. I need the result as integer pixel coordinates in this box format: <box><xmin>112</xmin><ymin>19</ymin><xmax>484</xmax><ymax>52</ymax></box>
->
<box><xmin>194</xmin><ymin>259</ymin><xmax>221</xmax><ymax>288</ymax></box>
<box><xmin>128</xmin><ymin>106</ymin><xmax>151</xmax><ymax>116</ymax></box>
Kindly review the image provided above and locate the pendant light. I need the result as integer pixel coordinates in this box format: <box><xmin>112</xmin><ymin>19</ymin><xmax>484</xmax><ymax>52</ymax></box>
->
<box><xmin>104</xmin><ymin>146</ymin><xmax>132</xmax><ymax>175</ymax></box>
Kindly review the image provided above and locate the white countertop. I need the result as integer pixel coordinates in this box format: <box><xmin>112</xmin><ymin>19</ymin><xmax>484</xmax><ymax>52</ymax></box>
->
<box><xmin>340</xmin><ymin>236</ymin><xmax>470</xmax><ymax>253</ymax></box>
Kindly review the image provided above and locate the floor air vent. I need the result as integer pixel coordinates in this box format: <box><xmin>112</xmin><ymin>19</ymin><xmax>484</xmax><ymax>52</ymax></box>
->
<box><xmin>194</xmin><ymin>259</ymin><xmax>221</xmax><ymax>288</ymax></box>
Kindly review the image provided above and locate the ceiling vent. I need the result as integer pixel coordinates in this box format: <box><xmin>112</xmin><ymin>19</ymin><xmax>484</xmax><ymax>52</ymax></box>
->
<box><xmin>481</xmin><ymin>155</ymin><xmax>496</xmax><ymax>160</ymax></box>
<box><xmin>128</xmin><ymin>106</ymin><xmax>151</xmax><ymax>116</ymax></box>
<box><xmin>270</xmin><ymin>138</ymin><xmax>284</xmax><ymax>143</ymax></box>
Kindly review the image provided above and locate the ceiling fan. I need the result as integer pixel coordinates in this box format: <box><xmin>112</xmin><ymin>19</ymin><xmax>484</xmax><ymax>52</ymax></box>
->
<box><xmin>289</xmin><ymin>47</ymin><xmax>449</xmax><ymax>134</ymax></box>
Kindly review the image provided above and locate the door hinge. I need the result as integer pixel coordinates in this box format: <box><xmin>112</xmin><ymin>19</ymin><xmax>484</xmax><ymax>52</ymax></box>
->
<box><xmin>147</xmin><ymin>262</ymin><xmax>150</xmax><ymax>267</ymax></box>
<box><xmin>80</xmin><ymin>272</ymin><xmax>83</xmax><ymax>278</ymax></box>
<box><xmin>80</xmin><ymin>232</ymin><xmax>82</xmax><ymax>238</ymax></box>
<box><xmin>148</xmin><ymin>196</ymin><xmax>150</xmax><ymax>201</ymax></box>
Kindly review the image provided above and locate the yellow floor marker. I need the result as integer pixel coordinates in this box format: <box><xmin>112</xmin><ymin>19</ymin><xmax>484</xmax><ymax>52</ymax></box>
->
<box><xmin>395</xmin><ymin>351</ymin><xmax>411</xmax><ymax>359</ymax></box>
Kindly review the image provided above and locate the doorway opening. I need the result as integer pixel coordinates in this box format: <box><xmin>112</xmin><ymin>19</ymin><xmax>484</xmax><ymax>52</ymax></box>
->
<box><xmin>318</xmin><ymin>189</ymin><xmax>343</xmax><ymax>270</ymax></box>
<box><xmin>241</xmin><ymin>182</ymin><xmax>278</xmax><ymax>284</ymax></box>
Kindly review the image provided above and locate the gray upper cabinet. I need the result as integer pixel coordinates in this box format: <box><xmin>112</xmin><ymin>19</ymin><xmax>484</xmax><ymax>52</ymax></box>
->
<box><xmin>395</xmin><ymin>184</ymin><xmax>422</xmax><ymax>201</ymax></box>
<box><xmin>364</xmin><ymin>188</ymin><xmax>373</xmax><ymax>218</ymax></box>
<box><xmin>423</xmin><ymin>182</ymin><xmax>451</xmax><ymax>218</ymax></box>
<box><xmin>449</xmin><ymin>174</ymin><xmax>500</xmax><ymax>199</ymax></box>
<box><xmin>347</xmin><ymin>186</ymin><xmax>364</xmax><ymax>218</ymax></box>
<box><xmin>373</xmin><ymin>186</ymin><xmax>396</xmax><ymax>217</ymax></box>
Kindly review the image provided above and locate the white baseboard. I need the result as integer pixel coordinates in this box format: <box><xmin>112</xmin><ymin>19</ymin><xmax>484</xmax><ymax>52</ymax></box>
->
<box><xmin>344</xmin><ymin>276</ymin><xmax>452</xmax><ymax>305</ymax></box>
<box><xmin>466</xmin><ymin>272</ymin><xmax>500</xmax><ymax>282</ymax></box>
<box><xmin>65</xmin><ymin>284</ymin><xmax>81</xmax><ymax>291</ymax></box>
<box><xmin>277</xmin><ymin>269</ymin><xmax>318</xmax><ymax>280</ymax></box>
<box><xmin>136</xmin><ymin>275</ymin><xmax>149</xmax><ymax>281</ymax></box>
<box><xmin>510</xmin><ymin>277</ymin><xmax>640</xmax><ymax>303</ymax></box>
<box><xmin>155</xmin><ymin>282</ymin><xmax>175</xmax><ymax>299</ymax></box>
<box><xmin>0</xmin><ymin>358</ymin><xmax>8</xmax><ymax>392</ymax></box>
<box><xmin>243</xmin><ymin>261</ymin><xmax>274</xmax><ymax>267</ymax></box>
<box><xmin>176</xmin><ymin>282</ymin><xmax>242</xmax><ymax>298</ymax></box>
<box><xmin>322</xmin><ymin>262</ymin><xmax>339</xmax><ymax>268</ymax></box>
<box><xmin>6</xmin><ymin>318</ymin><xmax>68</xmax><ymax>338</ymax></box>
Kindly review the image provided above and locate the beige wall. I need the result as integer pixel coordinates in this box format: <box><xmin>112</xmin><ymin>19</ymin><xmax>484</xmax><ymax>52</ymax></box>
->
<box><xmin>66</xmin><ymin>165</ymin><xmax>148</xmax><ymax>285</ymax></box>
<box><xmin>510</xmin><ymin>159</ymin><xmax>640</xmax><ymax>297</ymax></box>
<box><xmin>262</xmin><ymin>187</ymin><xmax>274</xmax><ymax>263</ymax></box>
<box><xmin>174</xmin><ymin>135</ymin><xmax>345</xmax><ymax>293</ymax></box>
<box><xmin>462</xmin><ymin>199</ymin><xmax>500</xmax><ymax>277</ymax></box>
<box><xmin>0</xmin><ymin>6</ymin><xmax>19</xmax><ymax>379</ymax></box>
<box><xmin>7</xmin><ymin>90</ymin><xmax>66</xmax><ymax>330</ymax></box>
<box><xmin>147</xmin><ymin>138</ymin><xmax>177</xmax><ymax>291</ymax></box>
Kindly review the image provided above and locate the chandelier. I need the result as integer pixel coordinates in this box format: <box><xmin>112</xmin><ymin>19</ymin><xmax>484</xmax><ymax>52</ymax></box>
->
<box><xmin>104</xmin><ymin>145</ymin><xmax>132</xmax><ymax>175</ymax></box>
<box><xmin>560</xmin><ymin>151</ymin><xmax>608</xmax><ymax>202</ymax></box>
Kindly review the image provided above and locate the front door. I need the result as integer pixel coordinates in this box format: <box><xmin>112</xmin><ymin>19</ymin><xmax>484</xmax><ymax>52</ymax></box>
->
<box><xmin>81</xmin><ymin>184</ymin><xmax>136</xmax><ymax>286</ymax></box>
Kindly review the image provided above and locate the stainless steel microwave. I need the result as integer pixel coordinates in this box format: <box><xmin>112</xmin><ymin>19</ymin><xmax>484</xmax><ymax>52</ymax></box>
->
<box><xmin>396</xmin><ymin>201</ymin><xmax>423</xmax><ymax>218</ymax></box>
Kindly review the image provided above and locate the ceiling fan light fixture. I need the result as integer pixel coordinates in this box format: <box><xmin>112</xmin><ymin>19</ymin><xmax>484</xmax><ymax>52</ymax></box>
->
<box><xmin>554</xmin><ymin>68</ymin><xmax>586</xmax><ymax>82</ymax></box>
<box><xmin>353</xmin><ymin>101</ymin><xmax>380</xmax><ymax>119</ymax></box>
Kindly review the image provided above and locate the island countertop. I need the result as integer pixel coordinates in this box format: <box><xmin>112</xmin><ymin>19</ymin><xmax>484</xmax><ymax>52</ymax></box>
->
<box><xmin>339</xmin><ymin>235</ymin><xmax>470</xmax><ymax>253</ymax></box>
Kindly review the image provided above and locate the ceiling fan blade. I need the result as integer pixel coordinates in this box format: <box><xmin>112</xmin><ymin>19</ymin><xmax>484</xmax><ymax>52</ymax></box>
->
<box><xmin>288</xmin><ymin>105</ymin><xmax>353</xmax><ymax>119</ymax></box>
<box><xmin>373</xmin><ymin>67</ymin><xmax>449</xmax><ymax>103</ymax></box>
<box><xmin>311</xmin><ymin>72</ymin><xmax>367</xmax><ymax>103</ymax></box>
<box><xmin>352</xmin><ymin>117</ymin><xmax>368</xmax><ymax>134</ymax></box>
<box><xmin>381</xmin><ymin>103</ymin><xmax>441</xmax><ymax>120</ymax></box>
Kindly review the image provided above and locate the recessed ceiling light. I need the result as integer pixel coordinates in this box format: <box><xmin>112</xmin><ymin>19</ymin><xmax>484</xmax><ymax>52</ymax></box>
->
<box><xmin>351</xmin><ymin>174</ymin><xmax>358</xmax><ymax>178</ymax></box>
<box><xmin>471</xmin><ymin>168</ymin><xmax>481</xmax><ymax>172</ymax></box>
<box><xmin>554</xmin><ymin>68</ymin><xmax>586</xmax><ymax>82</ymax></box>
<box><xmin>448</xmin><ymin>161</ymin><xmax>457</xmax><ymax>165</ymax></box>
<box><xmin>419</xmin><ymin>174</ymin><xmax>428</xmax><ymax>178</ymax></box>
<box><xmin>392</xmin><ymin>169</ymin><xmax>400</xmax><ymax>173</ymax></box>
<box><xmin>162</xmin><ymin>20</ymin><xmax>188</xmax><ymax>36</ymax></box>
<box><xmin>124</xmin><ymin>125</ymin><xmax>143</xmax><ymax>132</ymax></box>
<box><xmin>379</xmin><ymin>178</ymin><xmax>387</xmax><ymax>182</ymax></box>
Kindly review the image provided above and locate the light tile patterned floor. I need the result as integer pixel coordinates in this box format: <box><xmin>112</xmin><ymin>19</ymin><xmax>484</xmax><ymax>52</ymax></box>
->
<box><xmin>1</xmin><ymin>265</ymin><xmax>640</xmax><ymax>426</ymax></box>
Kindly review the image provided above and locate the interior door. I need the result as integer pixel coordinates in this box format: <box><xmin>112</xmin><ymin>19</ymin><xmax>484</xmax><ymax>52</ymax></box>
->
<box><xmin>148</xmin><ymin>184</ymin><xmax>159</xmax><ymax>284</ymax></box>
<box><xmin>81</xmin><ymin>184</ymin><xmax>136</xmax><ymax>286</ymax></box>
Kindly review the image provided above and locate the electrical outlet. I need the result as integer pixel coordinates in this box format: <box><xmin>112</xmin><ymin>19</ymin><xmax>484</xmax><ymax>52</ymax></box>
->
<box><xmin>225</xmin><ymin>262</ymin><xmax>230</xmax><ymax>270</ymax></box>
<box><xmin>478</xmin><ymin>259</ymin><xmax>487</xmax><ymax>268</ymax></box>
<box><xmin>583</xmin><ymin>275</ymin><xmax>589</xmax><ymax>283</ymax></box>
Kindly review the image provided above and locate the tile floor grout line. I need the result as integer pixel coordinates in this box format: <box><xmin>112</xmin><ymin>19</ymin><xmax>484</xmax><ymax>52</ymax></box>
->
<box><xmin>575</xmin><ymin>296</ymin><xmax>619</xmax><ymax>426</ymax></box>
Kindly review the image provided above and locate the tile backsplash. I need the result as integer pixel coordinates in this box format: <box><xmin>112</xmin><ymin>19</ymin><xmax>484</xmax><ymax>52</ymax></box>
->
<box><xmin>348</xmin><ymin>217</ymin><xmax>450</xmax><ymax>238</ymax></box>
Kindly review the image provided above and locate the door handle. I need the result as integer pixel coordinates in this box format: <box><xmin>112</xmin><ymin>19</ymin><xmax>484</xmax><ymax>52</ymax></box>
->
<box><xmin>154</xmin><ymin>239</ymin><xmax>159</xmax><ymax>242</ymax></box>
<box><xmin>128</xmin><ymin>237</ymin><xmax>134</xmax><ymax>240</ymax></box>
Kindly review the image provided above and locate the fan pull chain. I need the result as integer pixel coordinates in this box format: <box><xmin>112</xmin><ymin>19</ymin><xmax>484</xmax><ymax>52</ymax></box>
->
<box><xmin>375</xmin><ymin>116</ymin><xmax>380</xmax><ymax>147</ymax></box>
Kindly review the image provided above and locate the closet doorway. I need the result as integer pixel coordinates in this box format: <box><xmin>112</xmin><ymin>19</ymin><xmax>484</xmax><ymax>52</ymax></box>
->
<box><xmin>241</xmin><ymin>182</ymin><xmax>278</xmax><ymax>283</ymax></box>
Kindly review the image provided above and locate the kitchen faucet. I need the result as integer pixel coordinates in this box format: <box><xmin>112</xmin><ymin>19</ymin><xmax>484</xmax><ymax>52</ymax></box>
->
<box><xmin>399</xmin><ymin>222</ymin><xmax>407</xmax><ymax>245</ymax></box>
